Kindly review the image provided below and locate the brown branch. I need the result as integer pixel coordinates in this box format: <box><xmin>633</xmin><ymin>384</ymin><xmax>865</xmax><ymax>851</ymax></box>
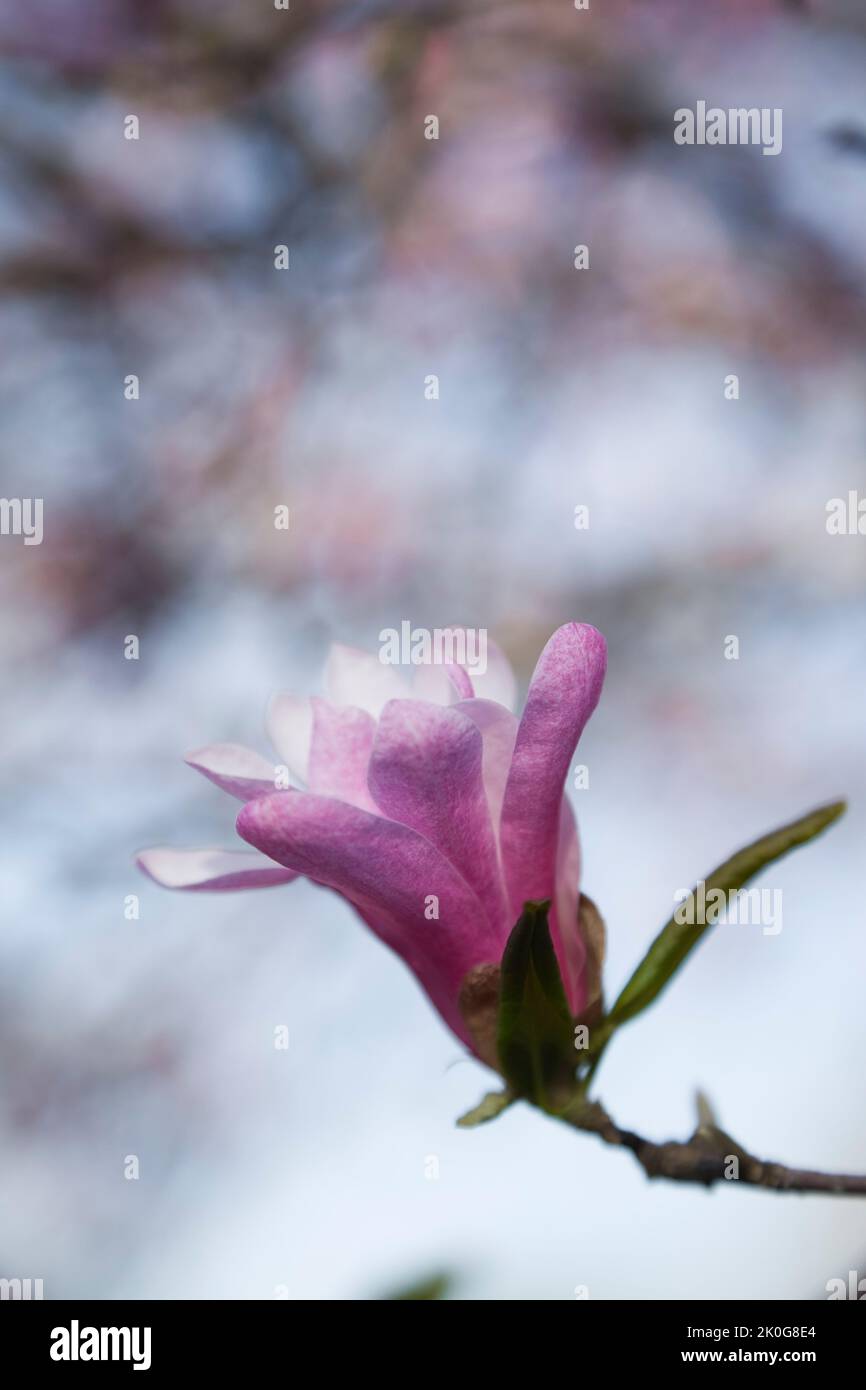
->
<box><xmin>563</xmin><ymin>1100</ymin><xmax>866</xmax><ymax>1196</ymax></box>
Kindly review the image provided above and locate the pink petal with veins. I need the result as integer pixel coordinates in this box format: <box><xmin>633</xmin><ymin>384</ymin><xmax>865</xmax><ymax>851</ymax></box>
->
<box><xmin>367</xmin><ymin>699</ymin><xmax>508</xmax><ymax>934</ymax></box>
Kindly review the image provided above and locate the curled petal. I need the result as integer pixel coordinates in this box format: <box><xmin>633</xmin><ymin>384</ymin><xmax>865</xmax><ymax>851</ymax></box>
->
<box><xmin>410</xmin><ymin>631</ymin><xmax>516</xmax><ymax>710</ymax></box>
<box><xmin>367</xmin><ymin>700</ymin><xmax>508</xmax><ymax>934</ymax></box>
<box><xmin>499</xmin><ymin>623</ymin><xmax>606</xmax><ymax>1001</ymax></box>
<box><xmin>236</xmin><ymin>792</ymin><xmax>499</xmax><ymax>1045</ymax></box>
<box><xmin>185</xmin><ymin>743</ymin><xmax>281</xmax><ymax>801</ymax></box>
<box><xmin>136</xmin><ymin>846</ymin><xmax>297</xmax><ymax>891</ymax></box>
<box><xmin>444</xmin><ymin>662</ymin><xmax>474</xmax><ymax>700</ymax></box>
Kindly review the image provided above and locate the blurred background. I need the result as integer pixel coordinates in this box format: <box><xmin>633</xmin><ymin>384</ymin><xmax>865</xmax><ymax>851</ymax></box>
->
<box><xmin>1</xmin><ymin>0</ymin><xmax>865</xmax><ymax>1300</ymax></box>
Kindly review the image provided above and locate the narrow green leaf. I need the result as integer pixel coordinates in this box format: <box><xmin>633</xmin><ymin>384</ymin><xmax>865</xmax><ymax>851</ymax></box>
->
<box><xmin>608</xmin><ymin>799</ymin><xmax>846</xmax><ymax>1031</ymax></box>
<box><xmin>496</xmin><ymin>900</ymin><xmax>576</xmax><ymax>1111</ymax></box>
<box><xmin>456</xmin><ymin>1089</ymin><xmax>514</xmax><ymax>1128</ymax></box>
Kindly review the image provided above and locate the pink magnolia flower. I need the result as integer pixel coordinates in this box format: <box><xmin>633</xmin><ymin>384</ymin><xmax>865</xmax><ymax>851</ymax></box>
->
<box><xmin>138</xmin><ymin>624</ymin><xmax>607</xmax><ymax>1052</ymax></box>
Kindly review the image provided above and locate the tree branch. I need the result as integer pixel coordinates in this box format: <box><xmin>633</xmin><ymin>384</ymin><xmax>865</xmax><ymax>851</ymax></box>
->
<box><xmin>563</xmin><ymin>1100</ymin><xmax>866</xmax><ymax>1196</ymax></box>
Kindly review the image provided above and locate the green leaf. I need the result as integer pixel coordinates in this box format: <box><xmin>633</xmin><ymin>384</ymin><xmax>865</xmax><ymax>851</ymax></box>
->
<box><xmin>384</xmin><ymin>1272</ymin><xmax>452</xmax><ymax>1300</ymax></box>
<box><xmin>496</xmin><ymin>900</ymin><xmax>576</xmax><ymax>1111</ymax></box>
<box><xmin>457</xmin><ymin>1089</ymin><xmax>514</xmax><ymax>1128</ymax></box>
<box><xmin>607</xmin><ymin>799</ymin><xmax>846</xmax><ymax>1033</ymax></box>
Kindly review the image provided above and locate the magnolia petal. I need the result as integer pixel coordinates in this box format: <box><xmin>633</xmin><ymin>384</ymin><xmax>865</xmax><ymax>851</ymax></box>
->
<box><xmin>500</xmin><ymin>623</ymin><xmax>606</xmax><ymax>920</ymax></box>
<box><xmin>367</xmin><ymin>700</ymin><xmax>509</xmax><ymax>934</ymax></box>
<box><xmin>266</xmin><ymin>693</ymin><xmax>313</xmax><ymax>784</ymax></box>
<box><xmin>466</xmin><ymin>637</ymin><xmax>518</xmax><ymax>711</ymax></box>
<box><xmin>410</xmin><ymin>631</ymin><xmax>515</xmax><ymax>710</ymax></box>
<box><xmin>236</xmin><ymin>792</ymin><xmax>498</xmax><ymax>1045</ymax></box>
<box><xmin>185</xmin><ymin>742</ymin><xmax>281</xmax><ymax>801</ymax></box>
<box><xmin>445</xmin><ymin>663</ymin><xmax>474</xmax><ymax>700</ymax></box>
<box><xmin>307</xmin><ymin>697</ymin><xmax>377</xmax><ymax>811</ymax></box>
<box><xmin>411</xmin><ymin>661</ymin><xmax>475</xmax><ymax>703</ymax></box>
<box><xmin>453</xmin><ymin>698</ymin><xmax>518</xmax><ymax>840</ymax></box>
<box><xmin>553</xmin><ymin>795</ymin><xmax>586</xmax><ymax>1014</ymax></box>
<box><xmin>136</xmin><ymin>846</ymin><xmax>297</xmax><ymax>891</ymax></box>
<box><xmin>324</xmin><ymin>643</ymin><xmax>410</xmax><ymax>716</ymax></box>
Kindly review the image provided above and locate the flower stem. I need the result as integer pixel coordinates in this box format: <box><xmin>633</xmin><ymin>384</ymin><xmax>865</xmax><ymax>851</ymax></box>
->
<box><xmin>559</xmin><ymin>1100</ymin><xmax>866</xmax><ymax>1195</ymax></box>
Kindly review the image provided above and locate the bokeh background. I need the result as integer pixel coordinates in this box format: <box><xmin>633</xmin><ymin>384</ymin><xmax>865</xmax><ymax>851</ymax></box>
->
<box><xmin>1</xmin><ymin>0</ymin><xmax>865</xmax><ymax>1299</ymax></box>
